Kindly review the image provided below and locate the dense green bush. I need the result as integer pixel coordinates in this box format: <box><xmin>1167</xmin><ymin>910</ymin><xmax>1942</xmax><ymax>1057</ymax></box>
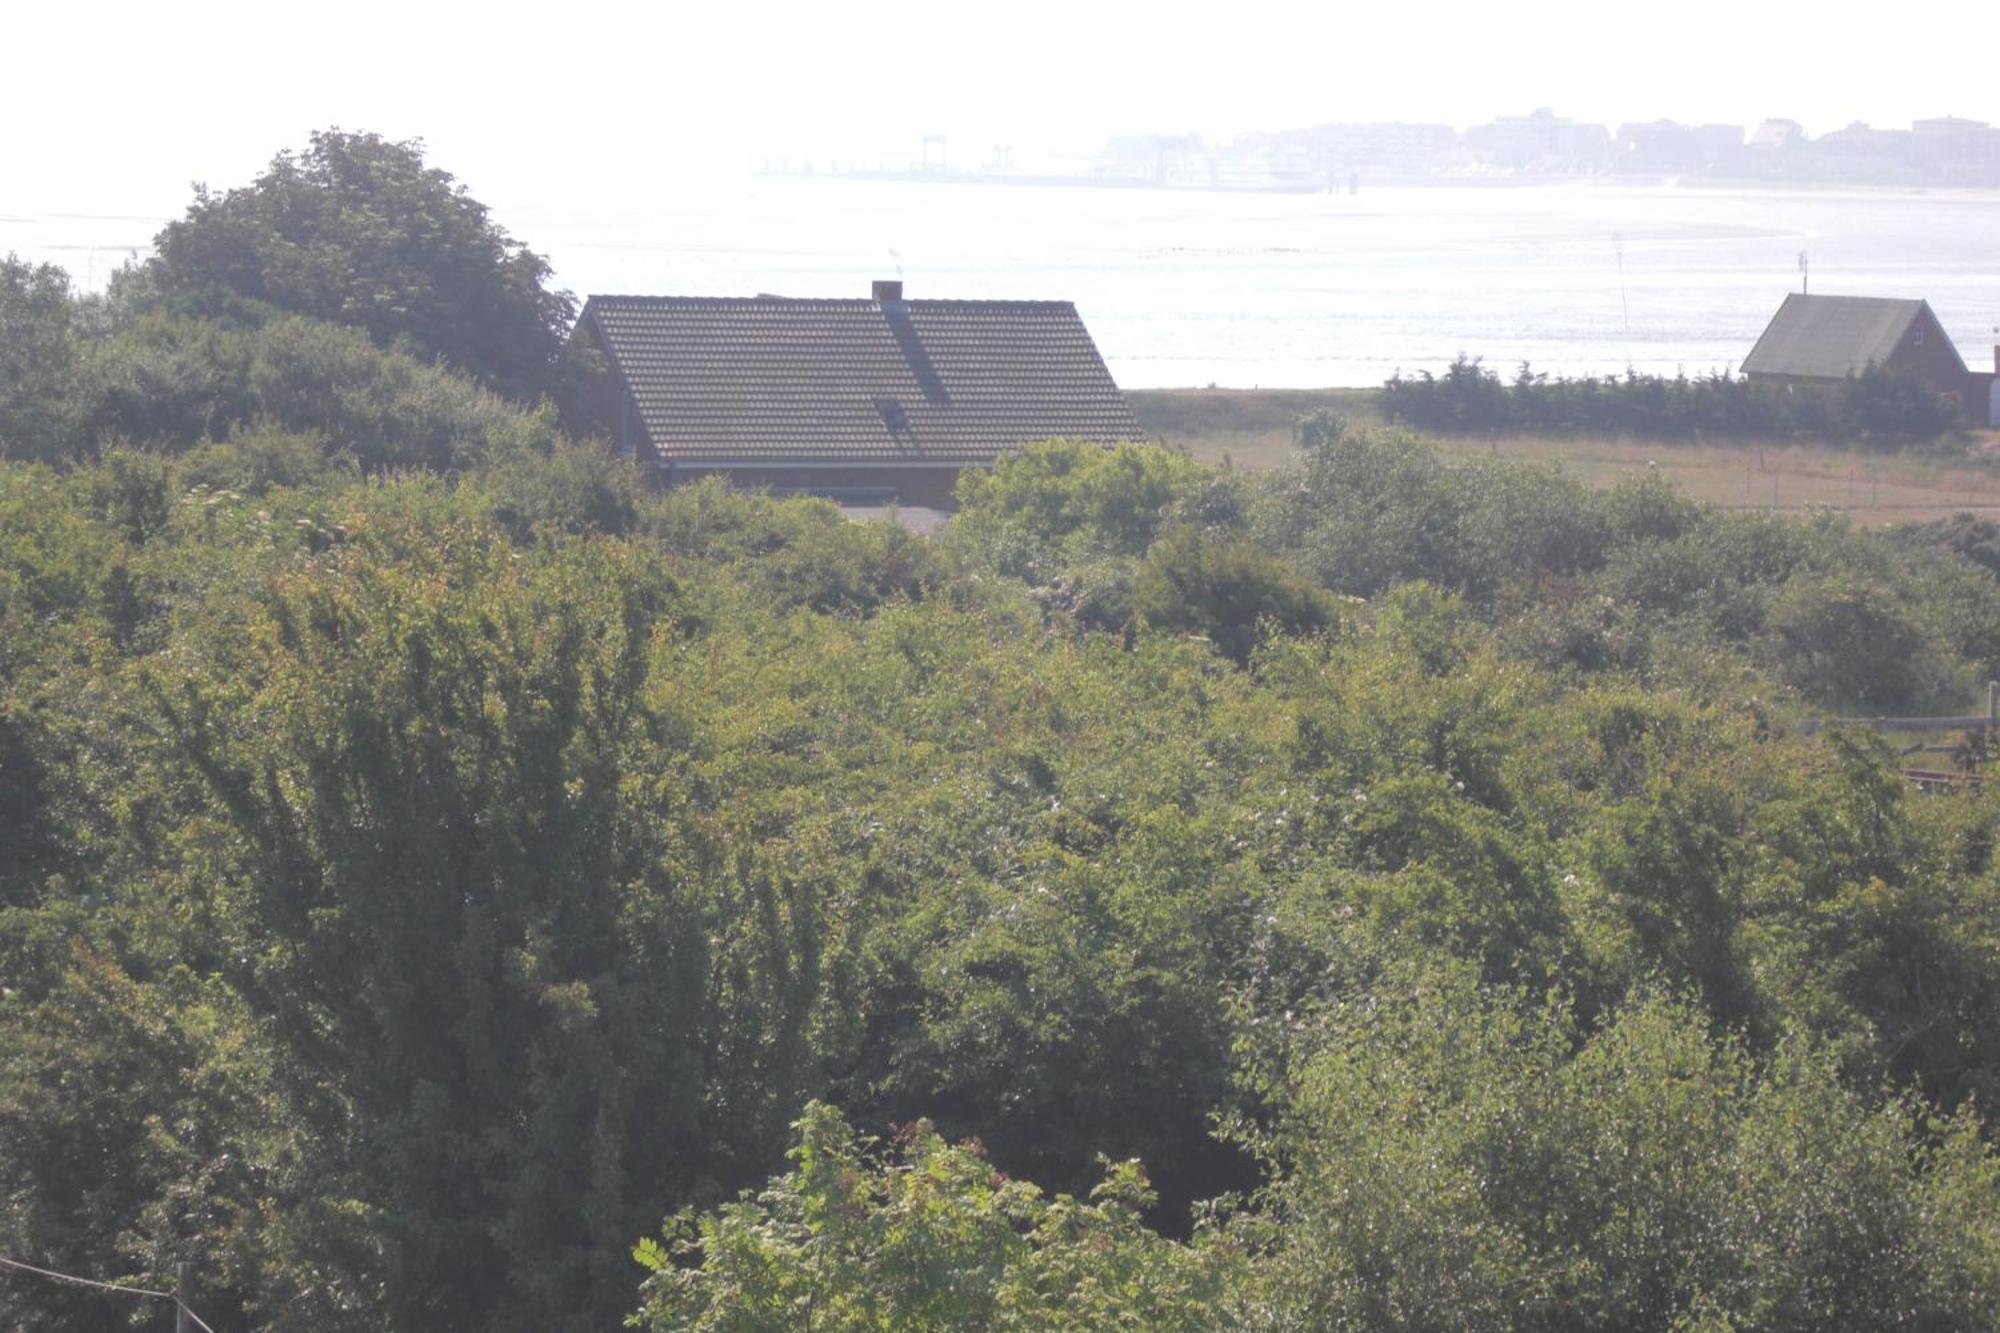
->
<box><xmin>1133</xmin><ymin>524</ymin><xmax>1338</xmax><ymax>666</ymax></box>
<box><xmin>0</xmin><ymin>256</ymin><xmax>81</xmax><ymax>462</ymax></box>
<box><xmin>951</xmin><ymin>439</ymin><xmax>1214</xmax><ymax>562</ymax></box>
<box><xmin>1382</xmin><ymin>355</ymin><xmax>1964</xmax><ymax>446</ymax></box>
<box><xmin>9</xmin><ymin>408</ymin><xmax>2000</xmax><ymax>1329</ymax></box>
<box><xmin>78</xmin><ymin>312</ymin><xmax>561</xmax><ymax>469</ymax></box>
<box><xmin>1231</xmin><ymin>966</ymin><xmax>2000</xmax><ymax>1330</ymax></box>
<box><xmin>632</xmin><ymin>1102</ymin><xmax>1243</xmax><ymax>1332</ymax></box>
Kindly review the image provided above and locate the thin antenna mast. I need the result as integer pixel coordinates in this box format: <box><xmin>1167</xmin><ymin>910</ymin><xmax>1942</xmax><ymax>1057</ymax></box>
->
<box><xmin>1799</xmin><ymin>250</ymin><xmax>1809</xmax><ymax>295</ymax></box>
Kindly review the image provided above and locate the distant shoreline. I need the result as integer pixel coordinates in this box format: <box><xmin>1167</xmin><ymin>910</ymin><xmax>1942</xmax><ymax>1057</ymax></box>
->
<box><xmin>756</xmin><ymin>167</ymin><xmax>2000</xmax><ymax>198</ymax></box>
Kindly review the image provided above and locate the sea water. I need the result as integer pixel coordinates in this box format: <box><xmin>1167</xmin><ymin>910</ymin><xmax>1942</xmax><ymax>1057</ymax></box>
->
<box><xmin>10</xmin><ymin>177</ymin><xmax>1999</xmax><ymax>388</ymax></box>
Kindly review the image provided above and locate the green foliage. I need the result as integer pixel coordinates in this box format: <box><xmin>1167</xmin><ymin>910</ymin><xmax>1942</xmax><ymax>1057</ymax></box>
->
<box><xmin>1898</xmin><ymin>511</ymin><xmax>2000</xmax><ymax>578</ymax></box>
<box><xmin>1232</xmin><ymin>965</ymin><xmax>2000</xmax><ymax>1330</ymax></box>
<box><xmin>1380</xmin><ymin>353</ymin><xmax>1512</xmax><ymax>433</ymax></box>
<box><xmin>1382</xmin><ymin>354</ymin><xmax>1965</xmax><ymax>445</ymax></box>
<box><xmin>149</xmin><ymin>130</ymin><xmax>576</xmax><ymax>402</ymax></box>
<box><xmin>0</xmin><ymin>946</ymin><xmax>367</xmax><ymax>1332</ymax></box>
<box><xmin>178</xmin><ymin>424</ymin><xmax>351</xmax><ymax>495</ymax></box>
<box><xmin>477</xmin><ymin>436</ymin><xmax>643</xmax><ymax>541</ymax></box>
<box><xmin>6</xmin><ymin>413</ymin><xmax>2000</xmax><ymax>1331</ymax></box>
<box><xmin>144</xmin><ymin>520</ymin><xmax>732</xmax><ymax>1330</ymax></box>
<box><xmin>1766</xmin><ymin>574</ymin><xmax>1943</xmax><ymax>709</ymax></box>
<box><xmin>1134</xmin><ymin>524</ymin><xmax>1337</xmax><ymax>666</ymax></box>
<box><xmin>0</xmin><ymin>256</ymin><xmax>80</xmax><ymax>462</ymax></box>
<box><xmin>952</xmin><ymin>440</ymin><xmax>1211</xmax><ymax>560</ymax></box>
<box><xmin>80</xmin><ymin>311</ymin><xmax>561</xmax><ymax>469</ymax></box>
<box><xmin>1846</xmin><ymin>361</ymin><xmax>1963</xmax><ymax>441</ymax></box>
<box><xmin>1252</xmin><ymin>425</ymin><xmax>1604</xmax><ymax>606</ymax></box>
<box><xmin>632</xmin><ymin>1102</ymin><xmax>1242</xmax><ymax>1331</ymax></box>
<box><xmin>1295</xmin><ymin>408</ymin><xmax>1348</xmax><ymax>450</ymax></box>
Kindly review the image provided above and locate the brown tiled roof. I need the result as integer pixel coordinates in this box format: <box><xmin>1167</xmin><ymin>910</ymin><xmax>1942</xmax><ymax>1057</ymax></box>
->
<box><xmin>1742</xmin><ymin>293</ymin><xmax>1964</xmax><ymax>379</ymax></box>
<box><xmin>582</xmin><ymin>292</ymin><xmax>1142</xmax><ymax>466</ymax></box>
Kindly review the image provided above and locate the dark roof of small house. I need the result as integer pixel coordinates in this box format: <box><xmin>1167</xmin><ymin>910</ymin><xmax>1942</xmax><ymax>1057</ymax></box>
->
<box><xmin>581</xmin><ymin>292</ymin><xmax>1142</xmax><ymax>466</ymax></box>
<box><xmin>1742</xmin><ymin>293</ymin><xmax>1962</xmax><ymax>379</ymax></box>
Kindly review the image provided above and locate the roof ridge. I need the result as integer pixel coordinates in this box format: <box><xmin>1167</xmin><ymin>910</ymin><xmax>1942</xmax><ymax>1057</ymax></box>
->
<box><xmin>582</xmin><ymin>290</ymin><xmax>1140</xmax><ymax>467</ymax></box>
<box><xmin>584</xmin><ymin>294</ymin><xmax>1078</xmax><ymax>308</ymax></box>
<box><xmin>1783</xmin><ymin>292</ymin><xmax>1925</xmax><ymax>306</ymax></box>
<box><xmin>1743</xmin><ymin>292</ymin><xmax>1958</xmax><ymax>379</ymax></box>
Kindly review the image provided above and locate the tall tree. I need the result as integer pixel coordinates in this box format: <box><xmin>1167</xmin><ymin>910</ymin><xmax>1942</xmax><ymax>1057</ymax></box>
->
<box><xmin>0</xmin><ymin>256</ymin><xmax>79</xmax><ymax>462</ymax></box>
<box><xmin>148</xmin><ymin>130</ymin><xmax>575</xmax><ymax>402</ymax></box>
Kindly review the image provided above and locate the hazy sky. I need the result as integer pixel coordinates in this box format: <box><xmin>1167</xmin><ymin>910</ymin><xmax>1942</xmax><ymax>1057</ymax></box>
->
<box><xmin>7</xmin><ymin>0</ymin><xmax>1996</xmax><ymax>222</ymax></box>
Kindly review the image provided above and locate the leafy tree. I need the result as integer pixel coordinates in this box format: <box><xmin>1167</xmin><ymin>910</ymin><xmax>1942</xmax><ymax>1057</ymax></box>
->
<box><xmin>1133</xmin><ymin>524</ymin><xmax>1337</xmax><ymax>666</ymax></box>
<box><xmin>632</xmin><ymin>1102</ymin><xmax>1242</xmax><ymax>1331</ymax></box>
<box><xmin>1845</xmin><ymin>362</ymin><xmax>1961</xmax><ymax>442</ymax></box>
<box><xmin>141</xmin><ymin>516</ymin><xmax>745</xmax><ymax>1330</ymax></box>
<box><xmin>148</xmin><ymin>130</ymin><xmax>575</xmax><ymax>402</ymax></box>
<box><xmin>1380</xmin><ymin>354</ymin><xmax>1512</xmax><ymax>433</ymax></box>
<box><xmin>0</xmin><ymin>947</ymin><xmax>370</xmax><ymax>1333</ymax></box>
<box><xmin>0</xmin><ymin>256</ymin><xmax>80</xmax><ymax>462</ymax></box>
<box><xmin>1231</xmin><ymin>966</ymin><xmax>2000</xmax><ymax>1330</ymax></box>
<box><xmin>8</xmin><ymin>423</ymin><xmax>2000</xmax><ymax>1330</ymax></box>
<box><xmin>952</xmin><ymin>440</ymin><xmax>1211</xmax><ymax>562</ymax></box>
<box><xmin>79</xmin><ymin>311</ymin><xmax>560</xmax><ymax>468</ymax></box>
<box><xmin>1767</xmin><ymin>573</ymin><xmax>1942</xmax><ymax>710</ymax></box>
<box><xmin>1379</xmin><ymin>355</ymin><xmax>1963</xmax><ymax>446</ymax></box>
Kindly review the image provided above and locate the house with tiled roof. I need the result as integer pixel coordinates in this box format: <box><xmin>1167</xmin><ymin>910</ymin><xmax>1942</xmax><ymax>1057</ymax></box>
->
<box><xmin>576</xmin><ymin>280</ymin><xmax>1142</xmax><ymax>505</ymax></box>
<box><xmin>1743</xmin><ymin>293</ymin><xmax>1996</xmax><ymax>424</ymax></box>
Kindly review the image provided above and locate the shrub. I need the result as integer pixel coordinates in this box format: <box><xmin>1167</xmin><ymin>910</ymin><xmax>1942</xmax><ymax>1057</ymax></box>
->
<box><xmin>78</xmin><ymin>313</ymin><xmax>561</xmax><ymax>470</ymax></box>
<box><xmin>1134</xmin><ymin>524</ymin><xmax>1338</xmax><ymax>666</ymax></box>
<box><xmin>0</xmin><ymin>256</ymin><xmax>81</xmax><ymax>463</ymax></box>
<box><xmin>953</xmin><ymin>440</ymin><xmax>1209</xmax><ymax>557</ymax></box>
<box><xmin>633</xmin><ymin>1102</ymin><xmax>1243</xmax><ymax>1332</ymax></box>
<box><xmin>1767</xmin><ymin>574</ymin><xmax>1943</xmax><ymax>710</ymax></box>
<box><xmin>1233</xmin><ymin>966</ymin><xmax>2000</xmax><ymax>1330</ymax></box>
<box><xmin>1381</xmin><ymin>357</ymin><xmax>1961</xmax><ymax>447</ymax></box>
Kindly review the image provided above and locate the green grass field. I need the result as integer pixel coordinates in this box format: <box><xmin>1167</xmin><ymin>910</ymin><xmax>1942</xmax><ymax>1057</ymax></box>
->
<box><xmin>1127</xmin><ymin>388</ymin><xmax>2000</xmax><ymax>526</ymax></box>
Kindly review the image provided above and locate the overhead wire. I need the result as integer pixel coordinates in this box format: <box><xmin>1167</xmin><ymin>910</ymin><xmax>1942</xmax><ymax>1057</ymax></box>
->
<box><xmin>0</xmin><ymin>1253</ymin><xmax>219</xmax><ymax>1333</ymax></box>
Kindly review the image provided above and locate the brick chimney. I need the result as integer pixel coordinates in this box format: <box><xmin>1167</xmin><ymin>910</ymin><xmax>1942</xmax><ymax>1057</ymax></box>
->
<box><xmin>872</xmin><ymin>279</ymin><xmax>904</xmax><ymax>302</ymax></box>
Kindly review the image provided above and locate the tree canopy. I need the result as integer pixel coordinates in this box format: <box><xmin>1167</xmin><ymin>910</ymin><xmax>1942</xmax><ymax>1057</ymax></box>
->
<box><xmin>0</xmin><ymin>256</ymin><xmax>79</xmax><ymax>461</ymax></box>
<box><xmin>10</xmin><ymin>160</ymin><xmax>2000</xmax><ymax>1325</ymax></box>
<box><xmin>147</xmin><ymin>130</ymin><xmax>576</xmax><ymax>402</ymax></box>
<box><xmin>8</xmin><ymin>423</ymin><xmax>2000</xmax><ymax>1328</ymax></box>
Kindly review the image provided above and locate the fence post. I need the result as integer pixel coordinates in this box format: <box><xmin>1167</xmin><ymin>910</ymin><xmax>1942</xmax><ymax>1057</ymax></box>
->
<box><xmin>175</xmin><ymin>1263</ymin><xmax>192</xmax><ymax>1333</ymax></box>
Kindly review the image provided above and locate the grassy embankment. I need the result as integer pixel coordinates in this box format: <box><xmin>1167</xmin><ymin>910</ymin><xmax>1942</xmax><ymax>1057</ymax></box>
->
<box><xmin>1129</xmin><ymin>387</ymin><xmax>2000</xmax><ymax>526</ymax></box>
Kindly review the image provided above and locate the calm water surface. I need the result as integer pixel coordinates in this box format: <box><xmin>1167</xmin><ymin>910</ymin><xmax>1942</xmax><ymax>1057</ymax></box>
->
<box><xmin>9</xmin><ymin>177</ymin><xmax>1999</xmax><ymax>387</ymax></box>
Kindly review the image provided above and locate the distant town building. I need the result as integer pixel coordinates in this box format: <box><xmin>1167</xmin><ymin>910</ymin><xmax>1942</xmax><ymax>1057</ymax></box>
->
<box><xmin>1692</xmin><ymin>124</ymin><xmax>1746</xmax><ymax>157</ymax></box>
<box><xmin>1094</xmin><ymin>133</ymin><xmax>1210</xmax><ymax>185</ymax></box>
<box><xmin>1813</xmin><ymin>122</ymin><xmax>1919</xmax><ymax>181</ymax></box>
<box><xmin>576</xmin><ymin>281</ymin><xmax>1141</xmax><ymax>505</ymax></box>
<box><xmin>1818</xmin><ymin>121</ymin><xmax>1905</xmax><ymax>148</ymax></box>
<box><xmin>1618</xmin><ymin>120</ymin><xmax>1697</xmax><ymax>171</ymax></box>
<box><xmin>1229</xmin><ymin>121</ymin><xmax>1458</xmax><ymax>182</ymax></box>
<box><xmin>1615</xmin><ymin>120</ymin><xmax>1742</xmax><ymax>173</ymax></box>
<box><xmin>1910</xmin><ymin>117</ymin><xmax>2000</xmax><ymax>184</ymax></box>
<box><xmin>1913</xmin><ymin>116</ymin><xmax>1992</xmax><ymax>138</ymax></box>
<box><xmin>1066</xmin><ymin>110</ymin><xmax>2000</xmax><ymax>193</ymax></box>
<box><xmin>1464</xmin><ymin>108</ymin><xmax>1611</xmax><ymax>171</ymax></box>
<box><xmin>1743</xmin><ymin>293</ymin><xmax>1996</xmax><ymax>424</ymax></box>
<box><xmin>1748</xmin><ymin>119</ymin><xmax>1806</xmax><ymax>150</ymax></box>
